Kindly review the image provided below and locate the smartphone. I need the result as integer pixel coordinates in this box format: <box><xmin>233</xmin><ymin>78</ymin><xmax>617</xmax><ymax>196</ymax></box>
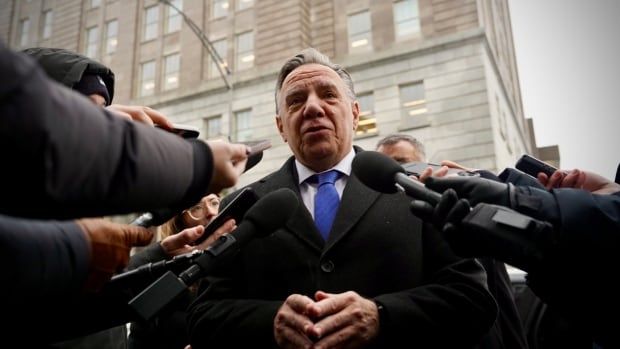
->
<box><xmin>515</xmin><ymin>154</ymin><xmax>557</xmax><ymax>177</ymax></box>
<box><xmin>403</xmin><ymin>162</ymin><xmax>479</xmax><ymax>177</ymax></box>
<box><xmin>241</xmin><ymin>139</ymin><xmax>272</xmax><ymax>173</ymax></box>
<box><xmin>193</xmin><ymin>187</ymin><xmax>259</xmax><ymax>245</ymax></box>
<box><xmin>157</xmin><ymin>123</ymin><xmax>200</xmax><ymax>139</ymax></box>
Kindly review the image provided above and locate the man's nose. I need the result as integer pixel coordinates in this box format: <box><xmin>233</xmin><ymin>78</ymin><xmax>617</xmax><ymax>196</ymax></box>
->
<box><xmin>302</xmin><ymin>94</ymin><xmax>325</xmax><ymax>119</ymax></box>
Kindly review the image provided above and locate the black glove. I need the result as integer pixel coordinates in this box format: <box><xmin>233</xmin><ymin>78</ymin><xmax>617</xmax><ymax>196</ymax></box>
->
<box><xmin>425</xmin><ymin>176</ymin><xmax>515</xmax><ymax>207</ymax></box>
<box><xmin>411</xmin><ymin>188</ymin><xmax>555</xmax><ymax>271</ymax></box>
<box><xmin>410</xmin><ymin>189</ymin><xmax>477</xmax><ymax>258</ymax></box>
<box><xmin>409</xmin><ymin>188</ymin><xmax>467</xmax><ymax>229</ymax></box>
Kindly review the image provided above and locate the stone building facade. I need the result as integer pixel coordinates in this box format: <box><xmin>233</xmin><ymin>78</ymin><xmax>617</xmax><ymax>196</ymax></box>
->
<box><xmin>1</xmin><ymin>0</ymin><xmax>558</xmax><ymax>187</ymax></box>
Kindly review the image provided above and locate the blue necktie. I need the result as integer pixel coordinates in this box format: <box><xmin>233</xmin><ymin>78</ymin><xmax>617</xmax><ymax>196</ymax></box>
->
<box><xmin>314</xmin><ymin>170</ymin><xmax>341</xmax><ymax>240</ymax></box>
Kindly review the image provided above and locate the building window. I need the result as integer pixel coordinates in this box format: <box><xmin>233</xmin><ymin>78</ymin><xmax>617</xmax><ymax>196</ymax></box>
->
<box><xmin>235</xmin><ymin>31</ymin><xmax>254</xmax><ymax>71</ymax></box>
<box><xmin>19</xmin><ymin>18</ymin><xmax>30</xmax><ymax>47</ymax></box>
<box><xmin>90</xmin><ymin>0</ymin><xmax>101</xmax><ymax>9</ymax></box>
<box><xmin>393</xmin><ymin>0</ymin><xmax>420</xmax><ymax>38</ymax></box>
<box><xmin>236</xmin><ymin>0</ymin><xmax>254</xmax><ymax>11</ymax></box>
<box><xmin>85</xmin><ymin>26</ymin><xmax>99</xmax><ymax>58</ymax></box>
<box><xmin>165</xmin><ymin>0</ymin><xmax>182</xmax><ymax>34</ymax></box>
<box><xmin>212</xmin><ymin>0</ymin><xmax>229</xmax><ymax>19</ymax></box>
<box><xmin>140</xmin><ymin>60</ymin><xmax>156</xmax><ymax>97</ymax></box>
<box><xmin>204</xmin><ymin>115</ymin><xmax>222</xmax><ymax>139</ymax></box>
<box><xmin>163</xmin><ymin>53</ymin><xmax>180</xmax><ymax>90</ymax></box>
<box><xmin>105</xmin><ymin>20</ymin><xmax>118</xmax><ymax>55</ymax></box>
<box><xmin>347</xmin><ymin>10</ymin><xmax>372</xmax><ymax>51</ymax></box>
<box><xmin>209</xmin><ymin>38</ymin><xmax>228</xmax><ymax>78</ymax></box>
<box><xmin>143</xmin><ymin>5</ymin><xmax>159</xmax><ymax>41</ymax></box>
<box><xmin>234</xmin><ymin>109</ymin><xmax>252</xmax><ymax>141</ymax></box>
<box><xmin>41</xmin><ymin>10</ymin><xmax>53</xmax><ymax>39</ymax></box>
<box><xmin>356</xmin><ymin>93</ymin><xmax>377</xmax><ymax>136</ymax></box>
<box><xmin>400</xmin><ymin>82</ymin><xmax>426</xmax><ymax>116</ymax></box>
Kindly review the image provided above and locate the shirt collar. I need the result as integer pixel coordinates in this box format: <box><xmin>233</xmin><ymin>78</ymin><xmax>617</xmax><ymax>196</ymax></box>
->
<box><xmin>296</xmin><ymin>148</ymin><xmax>355</xmax><ymax>185</ymax></box>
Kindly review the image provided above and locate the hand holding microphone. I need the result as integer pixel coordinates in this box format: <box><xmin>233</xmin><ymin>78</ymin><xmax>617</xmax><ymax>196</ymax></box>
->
<box><xmin>424</xmin><ymin>176</ymin><xmax>515</xmax><ymax>207</ymax></box>
<box><xmin>408</xmin><ymin>186</ymin><xmax>553</xmax><ymax>272</ymax></box>
<box><xmin>129</xmin><ymin>188</ymin><xmax>300</xmax><ymax>321</ymax></box>
<box><xmin>352</xmin><ymin>151</ymin><xmax>554</xmax><ymax>272</ymax></box>
<box><xmin>411</xmin><ymin>174</ymin><xmax>556</xmax><ymax>272</ymax></box>
<box><xmin>77</xmin><ymin>218</ymin><xmax>154</xmax><ymax>292</ymax></box>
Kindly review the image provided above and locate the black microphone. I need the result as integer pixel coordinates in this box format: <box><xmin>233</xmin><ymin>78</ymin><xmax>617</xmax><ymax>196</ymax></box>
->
<box><xmin>128</xmin><ymin>187</ymin><xmax>299</xmax><ymax>321</ymax></box>
<box><xmin>107</xmin><ymin>250</ymin><xmax>204</xmax><ymax>292</ymax></box>
<box><xmin>352</xmin><ymin>151</ymin><xmax>442</xmax><ymax>206</ymax></box>
<box><xmin>177</xmin><ymin>187</ymin><xmax>298</xmax><ymax>285</ymax></box>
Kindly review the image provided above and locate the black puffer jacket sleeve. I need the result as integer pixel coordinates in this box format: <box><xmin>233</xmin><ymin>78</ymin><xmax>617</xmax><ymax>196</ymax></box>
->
<box><xmin>0</xmin><ymin>214</ymin><xmax>89</xmax><ymax>308</ymax></box>
<box><xmin>0</xmin><ymin>43</ymin><xmax>213</xmax><ymax>219</ymax></box>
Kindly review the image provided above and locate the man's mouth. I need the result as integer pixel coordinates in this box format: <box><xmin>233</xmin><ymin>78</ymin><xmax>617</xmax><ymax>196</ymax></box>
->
<box><xmin>304</xmin><ymin>125</ymin><xmax>328</xmax><ymax>134</ymax></box>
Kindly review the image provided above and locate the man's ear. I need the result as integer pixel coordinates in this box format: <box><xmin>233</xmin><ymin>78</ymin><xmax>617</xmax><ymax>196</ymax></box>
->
<box><xmin>275</xmin><ymin>115</ymin><xmax>287</xmax><ymax>142</ymax></box>
<box><xmin>351</xmin><ymin>101</ymin><xmax>360</xmax><ymax>130</ymax></box>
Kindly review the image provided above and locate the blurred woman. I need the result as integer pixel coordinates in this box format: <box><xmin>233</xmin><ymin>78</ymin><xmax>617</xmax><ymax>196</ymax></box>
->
<box><xmin>127</xmin><ymin>194</ymin><xmax>235</xmax><ymax>349</ymax></box>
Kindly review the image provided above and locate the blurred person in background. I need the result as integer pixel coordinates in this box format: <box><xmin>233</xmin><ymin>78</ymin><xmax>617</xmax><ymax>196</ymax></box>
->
<box><xmin>128</xmin><ymin>194</ymin><xmax>236</xmax><ymax>349</ymax></box>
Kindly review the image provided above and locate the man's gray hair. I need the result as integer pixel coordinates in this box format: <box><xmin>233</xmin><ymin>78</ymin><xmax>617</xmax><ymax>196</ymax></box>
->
<box><xmin>275</xmin><ymin>48</ymin><xmax>356</xmax><ymax>114</ymax></box>
<box><xmin>376</xmin><ymin>134</ymin><xmax>426</xmax><ymax>159</ymax></box>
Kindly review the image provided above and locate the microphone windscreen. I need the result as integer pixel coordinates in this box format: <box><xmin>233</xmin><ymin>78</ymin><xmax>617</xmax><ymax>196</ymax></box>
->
<box><xmin>243</xmin><ymin>188</ymin><xmax>299</xmax><ymax>236</ymax></box>
<box><xmin>352</xmin><ymin>151</ymin><xmax>405</xmax><ymax>194</ymax></box>
<box><xmin>130</xmin><ymin>207</ymin><xmax>180</xmax><ymax>227</ymax></box>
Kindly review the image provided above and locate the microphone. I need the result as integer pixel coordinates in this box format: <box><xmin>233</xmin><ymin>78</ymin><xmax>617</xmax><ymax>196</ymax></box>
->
<box><xmin>177</xmin><ymin>187</ymin><xmax>298</xmax><ymax>285</ymax></box>
<box><xmin>128</xmin><ymin>187</ymin><xmax>299</xmax><ymax>321</ymax></box>
<box><xmin>107</xmin><ymin>250</ymin><xmax>204</xmax><ymax>292</ymax></box>
<box><xmin>352</xmin><ymin>151</ymin><xmax>442</xmax><ymax>206</ymax></box>
<box><xmin>130</xmin><ymin>207</ymin><xmax>179</xmax><ymax>228</ymax></box>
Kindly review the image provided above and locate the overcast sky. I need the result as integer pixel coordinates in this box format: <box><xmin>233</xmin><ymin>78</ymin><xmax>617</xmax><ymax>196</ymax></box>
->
<box><xmin>508</xmin><ymin>0</ymin><xmax>620</xmax><ymax>179</ymax></box>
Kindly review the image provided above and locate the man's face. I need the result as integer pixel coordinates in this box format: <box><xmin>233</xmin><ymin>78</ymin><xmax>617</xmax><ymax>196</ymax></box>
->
<box><xmin>377</xmin><ymin>140</ymin><xmax>423</xmax><ymax>164</ymax></box>
<box><xmin>276</xmin><ymin>64</ymin><xmax>359</xmax><ymax>172</ymax></box>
